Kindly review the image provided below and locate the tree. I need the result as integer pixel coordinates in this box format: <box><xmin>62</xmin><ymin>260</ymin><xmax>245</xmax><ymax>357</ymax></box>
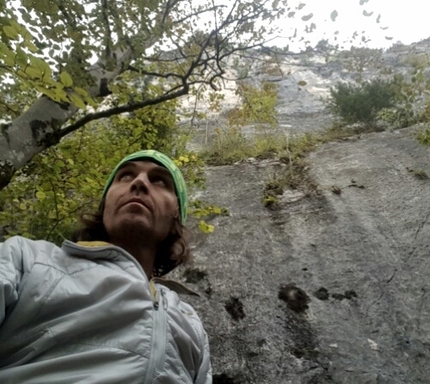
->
<box><xmin>0</xmin><ymin>0</ymin><xmax>304</xmax><ymax>190</ymax></box>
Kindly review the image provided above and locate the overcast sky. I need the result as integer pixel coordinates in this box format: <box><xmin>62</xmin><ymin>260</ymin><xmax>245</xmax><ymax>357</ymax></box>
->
<box><xmin>268</xmin><ymin>0</ymin><xmax>429</xmax><ymax>50</ymax></box>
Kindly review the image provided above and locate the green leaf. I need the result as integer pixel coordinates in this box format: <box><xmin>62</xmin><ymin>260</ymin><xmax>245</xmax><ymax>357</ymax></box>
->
<box><xmin>3</xmin><ymin>25</ymin><xmax>19</xmax><ymax>40</ymax></box>
<box><xmin>29</xmin><ymin>56</ymin><xmax>50</xmax><ymax>76</ymax></box>
<box><xmin>16</xmin><ymin>48</ymin><xmax>28</xmax><ymax>66</ymax></box>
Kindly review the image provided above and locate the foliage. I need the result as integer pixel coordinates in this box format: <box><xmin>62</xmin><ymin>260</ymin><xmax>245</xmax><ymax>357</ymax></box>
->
<box><xmin>262</xmin><ymin>194</ymin><xmax>279</xmax><ymax>208</ymax></box>
<box><xmin>262</xmin><ymin>175</ymin><xmax>283</xmax><ymax>209</ymax></box>
<box><xmin>1</xmin><ymin>0</ymin><xmax>307</xmax><ymax>191</ymax></box>
<box><xmin>201</xmin><ymin>126</ymin><xmax>253</xmax><ymax>165</ymax></box>
<box><xmin>389</xmin><ymin>54</ymin><xmax>430</xmax><ymax>126</ymax></box>
<box><xmin>417</xmin><ymin>126</ymin><xmax>430</xmax><ymax>146</ymax></box>
<box><xmin>277</xmin><ymin>133</ymin><xmax>319</xmax><ymax>191</ymax></box>
<box><xmin>227</xmin><ymin>82</ymin><xmax>279</xmax><ymax>128</ymax></box>
<box><xmin>377</xmin><ymin>107</ymin><xmax>417</xmax><ymax>129</ymax></box>
<box><xmin>328</xmin><ymin>79</ymin><xmax>397</xmax><ymax>128</ymax></box>
<box><xmin>260</xmin><ymin>55</ymin><xmax>284</xmax><ymax>77</ymax></box>
<box><xmin>341</xmin><ymin>47</ymin><xmax>383</xmax><ymax>82</ymax></box>
<box><xmin>418</xmin><ymin>101</ymin><xmax>430</xmax><ymax>123</ymax></box>
<box><xmin>188</xmin><ymin>199</ymin><xmax>229</xmax><ymax>233</ymax></box>
<box><xmin>201</xmin><ymin>80</ymin><xmax>279</xmax><ymax>165</ymax></box>
<box><xmin>2</xmin><ymin>0</ymin><xmax>306</xmax><ymax>236</ymax></box>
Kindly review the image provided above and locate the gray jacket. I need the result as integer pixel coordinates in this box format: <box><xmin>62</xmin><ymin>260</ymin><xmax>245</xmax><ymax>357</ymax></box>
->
<box><xmin>0</xmin><ymin>236</ymin><xmax>212</xmax><ymax>383</ymax></box>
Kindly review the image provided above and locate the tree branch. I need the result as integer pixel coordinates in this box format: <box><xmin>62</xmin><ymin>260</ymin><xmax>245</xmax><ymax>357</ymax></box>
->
<box><xmin>60</xmin><ymin>84</ymin><xmax>190</xmax><ymax>138</ymax></box>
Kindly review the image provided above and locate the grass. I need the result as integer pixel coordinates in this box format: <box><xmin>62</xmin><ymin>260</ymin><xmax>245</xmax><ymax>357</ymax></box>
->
<box><xmin>199</xmin><ymin>123</ymin><xmax>364</xmax><ymax>208</ymax></box>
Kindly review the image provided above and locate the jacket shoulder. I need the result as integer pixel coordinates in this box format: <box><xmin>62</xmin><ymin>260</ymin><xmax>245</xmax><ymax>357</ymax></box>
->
<box><xmin>1</xmin><ymin>236</ymin><xmax>64</xmax><ymax>273</ymax></box>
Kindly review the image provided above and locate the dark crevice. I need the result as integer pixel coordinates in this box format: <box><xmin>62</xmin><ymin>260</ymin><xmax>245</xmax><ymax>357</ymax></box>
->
<box><xmin>225</xmin><ymin>297</ymin><xmax>245</xmax><ymax>321</ymax></box>
<box><xmin>278</xmin><ymin>283</ymin><xmax>310</xmax><ymax>312</ymax></box>
<box><xmin>213</xmin><ymin>373</ymin><xmax>237</xmax><ymax>384</ymax></box>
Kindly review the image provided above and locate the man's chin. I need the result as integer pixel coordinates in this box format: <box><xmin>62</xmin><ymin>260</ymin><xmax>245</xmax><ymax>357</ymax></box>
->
<box><xmin>112</xmin><ymin>217</ymin><xmax>152</xmax><ymax>237</ymax></box>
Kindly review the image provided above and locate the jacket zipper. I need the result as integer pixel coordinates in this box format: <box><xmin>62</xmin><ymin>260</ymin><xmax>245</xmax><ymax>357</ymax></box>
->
<box><xmin>63</xmin><ymin>242</ymin><xmax>169</xmax><ymax>382</ymax></box>
<box><xmin>143</xmin><ymin>286</ymin><xmax>168</xmax><ymax>384</ymax></box>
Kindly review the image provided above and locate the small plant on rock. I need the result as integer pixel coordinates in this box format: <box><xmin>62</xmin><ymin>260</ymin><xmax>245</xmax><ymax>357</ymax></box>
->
<box><xmin>417</xmin><ymin>126</ymin><xmax>430</xmax><ymax>146</ymax></box>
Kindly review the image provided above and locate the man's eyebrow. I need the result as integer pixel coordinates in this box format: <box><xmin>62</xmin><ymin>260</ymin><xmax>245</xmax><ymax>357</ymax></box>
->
<box><xmin>117</xmin><ymin>162</ymin><xmax>136</xmax><ymax>171</ymax></box>
<box><xmin>116</xmin><ymin>162</ymin><xmax>173</xmax><ymax>182</ymax></box>
<box><xmin>152</xmin><ymin>166</ymin><xmax>174</xmax><ymax>181</ymax></box>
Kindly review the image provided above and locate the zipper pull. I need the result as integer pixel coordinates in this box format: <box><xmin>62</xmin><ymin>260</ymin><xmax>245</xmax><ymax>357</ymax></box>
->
<box><xmin>153</xmin><ymin>290</ymin><xmax>160</xmax><ymax>310</ymax></box>
<box><xmin>160</xmin><ymin>289</ymin><xmax>168</xmax><ymax>310</ymax></box>
<box><xmin>153</xmin><ymin>289</ymin><xmax>160</xmax><ymax>310</ymax></box>
<box><xmin>150</xmin><ymin>279</ymin><xmax>159</xmax><ymax>310</ymax></box>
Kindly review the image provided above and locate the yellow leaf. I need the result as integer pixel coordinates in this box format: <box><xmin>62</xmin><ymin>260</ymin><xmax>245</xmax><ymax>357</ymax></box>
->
<box><xmin>24</xmin><ymin>65</ymin><xmax>42</xmax><ymax>79</ymax></box>
<box><xmin>60</xmin><ymin>71</ymin><xmax>73</xmax><ymax>87</ymax></box>
<box><xmin>36</xmin><ymin>191</ymin><xmax>46</xmax><ymax>200</ymax></box>
<box><xmin>198</xmin><ymin>220</ymin><xmax>214</xmax><ymax>233</ymax></box>
<box><xmin>69</xmin><ymin>93</ymin><xmax>86</xmax><ymax>109</ymax></box>
<box><xmin>24</xmin><ymin>40</ymin><xmax>38</xmax><ymax>53</ymax></box>
<box><xmin>29</xmin><ymin>56</ymin><xmax>50</xmax><ymax>73</ymax></box>
<box><xmin>74</xmin><ymin>87</ymin><xmax>88</xmax><ymax>97</ymax></box>
<box><xmin>33</xmin><ymin>84</ymin><xmax>59</xmax><ymax>101</ymax></box>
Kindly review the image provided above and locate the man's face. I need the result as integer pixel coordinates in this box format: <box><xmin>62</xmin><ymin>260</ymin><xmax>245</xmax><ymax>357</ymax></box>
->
<box><xmin>103</xmin><ymin>160</ymin><xmax>179</xmax><ymax>245</ymax></box>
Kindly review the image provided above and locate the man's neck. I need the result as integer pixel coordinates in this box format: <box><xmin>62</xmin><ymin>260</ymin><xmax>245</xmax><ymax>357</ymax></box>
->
<box><xmin>112</xmin><ymin>240</ymin><xmax>156</xmax><ymax>279</ymax></box>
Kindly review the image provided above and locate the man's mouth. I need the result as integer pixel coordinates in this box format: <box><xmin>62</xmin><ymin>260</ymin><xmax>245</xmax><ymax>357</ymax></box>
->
<box><xmin>124</xmin><ymin>198</ymin><xmax>150</xmax><ymax>210</ymax></box>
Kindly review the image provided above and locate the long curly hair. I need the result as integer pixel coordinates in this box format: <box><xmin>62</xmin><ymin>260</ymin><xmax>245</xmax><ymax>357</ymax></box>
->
<box><xmin>70</xmin><ymin>200</ymin><xmax>192</xmax><ymax>277</ymax></box>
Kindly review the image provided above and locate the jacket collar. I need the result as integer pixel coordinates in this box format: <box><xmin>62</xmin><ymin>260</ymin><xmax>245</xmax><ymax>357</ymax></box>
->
<box><xmin>62</xmin><ymin>240</ymin><xmax>200</xmax><ymax>297</ymax></box>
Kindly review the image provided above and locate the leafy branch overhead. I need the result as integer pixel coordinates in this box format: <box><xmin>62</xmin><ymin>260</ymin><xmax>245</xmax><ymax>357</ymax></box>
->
<box><xmin>0</xmin><ymin>0</ymin><xmax>302</xmax><ymax>190</ymax></box>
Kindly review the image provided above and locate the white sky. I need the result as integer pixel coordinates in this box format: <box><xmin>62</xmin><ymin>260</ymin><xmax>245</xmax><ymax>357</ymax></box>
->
<box><xmin>274</xmin><ymin>0</ymin><xmax>430</xmax><ymax>50</ymax></box>
<box><xmin>193</xmin><ymin>0</ymin><xmax>430</xmax><ymax>51</ymax></box>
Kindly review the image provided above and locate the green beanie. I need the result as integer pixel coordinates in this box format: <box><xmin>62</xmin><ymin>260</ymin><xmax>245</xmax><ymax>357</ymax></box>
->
<box><xmin>102</xmin><ymin>150</ymin><xmax>188</xmax><ymax>223</ymax></box>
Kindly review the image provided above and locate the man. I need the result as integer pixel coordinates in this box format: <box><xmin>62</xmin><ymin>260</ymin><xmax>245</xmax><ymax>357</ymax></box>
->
<box><xmin>0</xmin><ymin>149</ymin><xmax>212</xmax><ymax>383</ymax></box>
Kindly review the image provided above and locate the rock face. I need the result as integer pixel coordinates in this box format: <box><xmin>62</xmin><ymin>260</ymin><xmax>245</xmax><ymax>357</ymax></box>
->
<box><xmin>184</xmin><ymin>39</ymin><xmax>430</xmax><ymax>147</ymax></box>
<box><xmin>172</xmin><ymin>127</ymin><xmax>430</xmax><ymax>383</ymax></box>
<box><xmin>173</xmin><ymin>41</ymin><xmax>430</xmax><ymax>383</ymax></box>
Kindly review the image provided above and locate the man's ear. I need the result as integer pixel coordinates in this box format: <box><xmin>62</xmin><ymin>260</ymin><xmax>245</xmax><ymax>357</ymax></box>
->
<box><xmin>173</xmin><ymin>205</ymin><xmax>180</xmax><ymax>220</ymax></box>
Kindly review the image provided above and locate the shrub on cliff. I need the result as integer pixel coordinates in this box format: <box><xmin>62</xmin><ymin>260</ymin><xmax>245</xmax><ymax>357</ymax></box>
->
<box><xmin>328</xmin><ymin>79</ymin><xmax>396</xmax><ymax>129</ymax></box>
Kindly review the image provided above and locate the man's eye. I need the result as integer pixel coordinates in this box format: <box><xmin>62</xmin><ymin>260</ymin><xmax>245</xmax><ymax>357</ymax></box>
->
<box><xmin>152</xmin><ymin>177</ymin><xmax>167</xmax><ymax>186</ymax></box>
<box><xmin>118</xmin><ymin>172</ymin><xmax>133</xmax><ymax>181</ymax></box>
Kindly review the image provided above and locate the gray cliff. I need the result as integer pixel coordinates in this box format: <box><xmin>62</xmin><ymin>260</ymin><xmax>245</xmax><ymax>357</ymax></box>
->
<box><xmin>173</xmin><ymin>40</ymin><xmax>430</xmax><ymax>383</ymax></box>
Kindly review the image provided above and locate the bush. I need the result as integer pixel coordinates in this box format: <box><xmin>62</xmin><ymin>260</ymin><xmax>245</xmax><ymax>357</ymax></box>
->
<box><xmin>328</xmin><ymin>79</ymin><xmax>396</xmax><ymax>128</ymax></box>
<box><xmin>377</xmin><ymin>107</ymin><xmax>418</xmax><ymax>129</ymax></box>
<box><xmin>417</xmin><ymin>126</ymin><xmax>430</xmax><ymax>146</ymax></box>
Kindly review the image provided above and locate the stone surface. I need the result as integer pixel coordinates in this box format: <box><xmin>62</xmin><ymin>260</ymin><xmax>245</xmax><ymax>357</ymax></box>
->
<box><xmin>178</xmin><ymin>40</ymin><xmax>429</xmax><ymax>382</ymax></box>
<box><xmin>172</xmin><ymin>126</ymin><xmax>430</xmax><ymax>383</ymax></box>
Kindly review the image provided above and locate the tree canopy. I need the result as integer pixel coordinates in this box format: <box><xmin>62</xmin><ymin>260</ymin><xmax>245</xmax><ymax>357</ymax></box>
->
<box><xmin>0</xmin><ymin>0</ymin><xmax>304</xmax><ymax>189</ymax></box>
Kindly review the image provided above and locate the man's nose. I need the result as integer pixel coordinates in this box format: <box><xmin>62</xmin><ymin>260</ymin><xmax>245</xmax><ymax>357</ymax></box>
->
<box><xmin>130</xmin><ymin>173</ymin><xmax>149</xmax><ymax>193</ymax></box>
